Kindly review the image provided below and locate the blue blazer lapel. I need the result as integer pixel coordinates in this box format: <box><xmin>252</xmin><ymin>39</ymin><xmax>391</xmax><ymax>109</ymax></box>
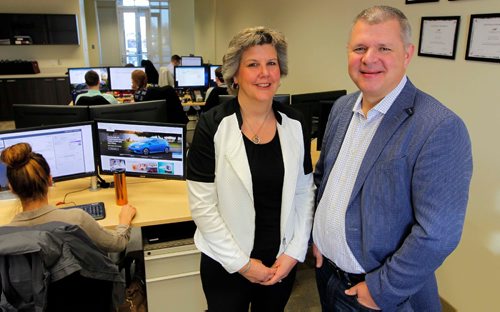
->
<box><xmin>329</xmin><ymin>98</ymin><xmax>356</xmax><ymax>167</ymax></box>
<box><xmin>349</xmin><ymin>80</ymin><xmax>417</xmax><ymax>204</ymax></box>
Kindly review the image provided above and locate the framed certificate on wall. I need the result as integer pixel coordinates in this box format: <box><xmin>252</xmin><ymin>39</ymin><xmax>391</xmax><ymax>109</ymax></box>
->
<box><xmin>418</xmin><ymin>16</ymin><xmax>460</xmax><ymax>59</ymax></box>
<box><xmin>406</xmin><ymin>0</ymin><xmax>439</xmax><ymax>4</ymax></box>
<box><xmin>465</xmin><ymin>13</ymin><xmax>500</xmax><ymax>63</ymax></box>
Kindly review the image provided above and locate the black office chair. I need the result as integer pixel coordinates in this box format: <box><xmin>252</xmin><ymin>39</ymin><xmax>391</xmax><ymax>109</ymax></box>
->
<box><xmin>75</xmin><ymin>95</ymin><xmax>110</xmax><ymax>106</ymax></box>
<box><xmin>141</xmin><ymin>59</ymin><xmax>159</xmax><ymax>85</ymax></box>
<box><xmin>202</xmin><ymin>86</ymin><xmax>230</xmax><ymax>113</ymax></box>
<box><xmin>144</xmin><ymin>86</ymin><xmax>189</xmax><ymax>125</ymax></box>
<box><xmin>0</xmin><ymin>222</ymin><xmax>124</xmax><ymax>311</ymax></box>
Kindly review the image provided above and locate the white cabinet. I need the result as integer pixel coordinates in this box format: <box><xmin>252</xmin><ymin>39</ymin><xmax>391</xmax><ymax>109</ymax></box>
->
<box><xmin>144</xmin><ymin>243</ymin><xmax>207</xmax><ymax>312</ymax></box>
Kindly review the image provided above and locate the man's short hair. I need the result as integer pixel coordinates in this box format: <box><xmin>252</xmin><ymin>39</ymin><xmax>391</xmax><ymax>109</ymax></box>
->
<box><xmin>84</xmin><ymin>70</ymin><xmax>100</xmax><ymax>87</ymax></box>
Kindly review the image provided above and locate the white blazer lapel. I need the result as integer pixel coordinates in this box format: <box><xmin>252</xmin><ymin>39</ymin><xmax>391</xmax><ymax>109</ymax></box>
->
<box><xmin>277</xmin><ymin>115</ymin><xmax>301</xmax><ymax>228</ymax></box>
<box><xmin>222</xmin><ymin>117</ymin><xmax>254</xmax><ymax>199</ymax></box>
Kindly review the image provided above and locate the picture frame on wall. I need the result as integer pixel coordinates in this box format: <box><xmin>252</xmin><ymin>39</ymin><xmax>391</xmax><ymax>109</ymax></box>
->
<box><xmin>465</xmin><ymin>13</ymin><xmax>500</xmax><ymax>63</ymax></box>
<box><xmin>406</xmin><ymin>0</ymin><xmax>439</xmax><ymax>4</ymax></box>
<box><xmin>418</xmin><ymin>16</ymin><xmax>460</xmax><ymax>59</ymax></box>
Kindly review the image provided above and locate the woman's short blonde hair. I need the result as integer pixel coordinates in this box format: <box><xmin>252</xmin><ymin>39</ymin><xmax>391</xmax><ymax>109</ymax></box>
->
<box><xmin>222</xmin><ymin>26</ymin><xmax>288</xmax><ymax>95</ymax></box>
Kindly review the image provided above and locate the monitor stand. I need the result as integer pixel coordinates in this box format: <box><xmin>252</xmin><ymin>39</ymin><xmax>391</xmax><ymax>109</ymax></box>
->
<box><xmin>89</xmin><ymin>175</ymin><xmax>99</xmax><ymax>192</ymax></box>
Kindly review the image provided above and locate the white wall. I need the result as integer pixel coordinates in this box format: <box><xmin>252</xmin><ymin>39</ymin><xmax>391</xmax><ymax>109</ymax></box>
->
<box><xmin>169</xmin><ymin>0</ymin><xmax>196</xmax><ymax>57</ymax></box>
<box><xmin>207</xmin><ymin>0</ymin><xmax>499</xmax><ymax>310</ymax></box>
<box><xmin>194</xmin><ymin>0</ymin><xmax>217</xmax><ymax>64</ymax></box>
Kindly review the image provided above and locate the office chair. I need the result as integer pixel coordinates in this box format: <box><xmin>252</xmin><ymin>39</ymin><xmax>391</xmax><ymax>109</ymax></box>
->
<box><xmin>202</xmin><ymin>86</ymin><xmax>230</xmax><ymax>113</ymax></box>
<box><xmin>144</xmin><ymin>86</ymin><xmax>189</xmax><ymax>125</ymax></box>
<box><xmin>75</xmin><ymin>95</ymin><xmax>110</xmax><ymax>106</ymax></box>
<box><xmin>0</xmin><ymin>222</ymin><xmax>124</xmax><ymax>311</ymax></box>
<box><xmin>141</xmin><ymin>59</ymin><xmax>159</xmax><ymax>85</ymax></box>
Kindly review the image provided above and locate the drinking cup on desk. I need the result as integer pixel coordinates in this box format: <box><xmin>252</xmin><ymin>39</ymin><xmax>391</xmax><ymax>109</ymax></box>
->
<box><xmin>113</xmin><ymin>168</ymin><xmax>128</xmax><ymax>205</ymax></box>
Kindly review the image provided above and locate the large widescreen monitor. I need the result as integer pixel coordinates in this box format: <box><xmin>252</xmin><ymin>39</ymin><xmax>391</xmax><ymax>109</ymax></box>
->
<box><xmin>0</xmin><ymin>122</ymin><xmax>96</xmax><ymax>193</ymax></box>
<box><xmin>68</xmin><ymin>67</ymin><xmax>109</xmax><ymax>93</ymax></box>
<box><xmin>13</xmin><ymin>104</ymin><xmax>90</xmax><ymax>128</ymax></box>
<box><xmin>109</xmin><ymin>66</ymin><xmax>145</xmax><ymax>91</ymax></box>
<box><xmin>174</xmin><ymin>66</ymin><xmax>208</xmax><ymax>89</ymax></box>
<box><xmin>181</xmin><ymin>56</ymin><xmax>203</xmax><ymax>66</ymax></box>
<box><xmin>89</xmin><ymin>100</ymin><xmax>167</xmax><ymax>123</ymax></box>
<box><xmin>95</xmin><ymin>120</ymin><xmax>186</xmax><ymax>180</ymax></box>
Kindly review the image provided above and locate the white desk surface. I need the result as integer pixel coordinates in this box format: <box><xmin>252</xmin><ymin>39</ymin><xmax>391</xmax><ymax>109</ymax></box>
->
<box><xmin>0</xmin><ymin>177</ymin><xmax>192</xmax><ymax>229</ymax></box>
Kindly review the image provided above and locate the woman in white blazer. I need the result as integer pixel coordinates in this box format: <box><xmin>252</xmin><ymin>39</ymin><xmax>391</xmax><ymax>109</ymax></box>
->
<box><xmin>187</xmin><ymin>26</ymin><xmax>315</xmax><ymax>311</ymax></box>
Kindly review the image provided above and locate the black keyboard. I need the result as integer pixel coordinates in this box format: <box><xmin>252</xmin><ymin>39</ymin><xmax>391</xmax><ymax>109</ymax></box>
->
<box><xmin>64</xmin><ymin>202</ymin><xmax>106</xmax><ymax>220</ymax></box>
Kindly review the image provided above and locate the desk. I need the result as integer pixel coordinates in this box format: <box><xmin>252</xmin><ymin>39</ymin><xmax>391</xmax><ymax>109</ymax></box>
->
<box><xmin>48</xmin><ymin>177</ymin><xmax>191</xmax><ymax>229</ymax></box>
<box><xmin>182</xmin><ymin>101</ymin><xmax>205</xmax><ymax>107</ymax></box>
<box><xmin>0</xmin><ymin>177</ymin><xmax>191</xmax><ymax>228</ymax></box>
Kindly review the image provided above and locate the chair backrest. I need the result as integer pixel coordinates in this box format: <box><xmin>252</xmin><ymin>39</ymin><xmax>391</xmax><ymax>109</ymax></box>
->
<box><xmin>144</xmin><ymin>86</ymin><xmax>188</xmax><ymax>125</ymax></box>
<box><xmin>76</xmin><ymin>95</ymin><xmax>110</xmax><ymax>106</ymax></box>
<box><xmin>0</xmin><ymin>222</ymin><xmax>123</xmax><ymax>311</ymax></box>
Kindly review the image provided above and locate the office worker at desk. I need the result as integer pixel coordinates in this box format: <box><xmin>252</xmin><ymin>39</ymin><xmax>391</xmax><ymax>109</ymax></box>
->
<box><xmin>131</xmin><ymin>69</ymin><xmax>151</xmax><ymax>102</ymax></box>
<box><xmin>75</xmin><ymin>70</ymin><xmax>118</xmax><ymax>105</ymax></box>
<box><xmin>131</xmin><ymin>69</ymin><xmax>188</xmax><ymax>125</ymax></box>
<box><xmin>201</xmin><ymin>66</ymin><xmax>229</xmax><ymax>113</ymax></box>
<box><xmin>187</xmin><ymin>26</ymin><xmax>315</xmax><ymax>311</ymax></box>
<box><xmin>312</xmin><ymin>6</ymin><xmax>473</xmax><ymax>311</ymax></box>
<box><xmin>1</xmin><ymin>143</ymin><xmax>136</xmax><ymax>252</ymax></box>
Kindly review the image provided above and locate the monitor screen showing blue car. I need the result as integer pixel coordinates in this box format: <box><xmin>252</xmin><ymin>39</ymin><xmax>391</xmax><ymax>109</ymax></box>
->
<box><xmin>95</xmin><ymin>120</ymin><xmax>186</xmax><ymax>180</ymax></box>
<box><xmin>128</xmin><ymin>138</ymin><xmax>170</xmax><ymax>155</ymax></box>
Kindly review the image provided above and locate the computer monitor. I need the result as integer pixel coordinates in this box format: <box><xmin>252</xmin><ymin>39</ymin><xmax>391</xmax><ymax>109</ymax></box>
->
<box><xmin>88</xmin><ymin>100</ymin><xmax>168</xmax><ymax>123</ymax></box>
<box><xmin>68</xmin><ymin>67</ymin><xmax>110</xmax><ymax>93</ymax></box>
<box><xmin>109</xmin><ymin>66</ymin><xmax>145</xmax><ymax>91</ymax></box>
<box><xmin>13</xmin><ymin>104</ymin><xmax>90</xmax><ymax>128</ymax></box>
<box><xmin>0</xmin><ymin>122</ymin><xmax>96</xmax><ymax>193</ymax></box>
<box><xmin>174</xmin><ymin>66</ymin><xmax>208</xmax><ymax>89</ymax></box>
<box><xmin>290</xmin><ymin>90</ymin><xmax>346</xmax><ymax>150</ymax></box>
<box><xmin>209</xmin><ymin>65</ymin><xmax>221</xmax><ymax>84</ymax></box>
<box><xmin>274</xmin><ymin>94</ymin><xmax>290</xmax><ymax>105</ymax></box>
<box><xmin>95</xmin><ymin>120</ymin><xmax>186</xmax><ymax>180</ymax></box>
<box><xmin>181</xmin><ymin>56</ymin><xmax>203</xmax><ymax>66</ymax></box>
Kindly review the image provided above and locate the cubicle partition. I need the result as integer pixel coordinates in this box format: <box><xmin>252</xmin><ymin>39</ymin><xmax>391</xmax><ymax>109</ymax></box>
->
<box><xmin>13</xmin><ymin>100</ymin><xmax>169</xmax><ymax>129</ymax></box>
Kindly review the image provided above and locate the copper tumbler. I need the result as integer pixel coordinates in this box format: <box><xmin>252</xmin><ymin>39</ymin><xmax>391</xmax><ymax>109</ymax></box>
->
<box><xmin>113</xmin><ymin>168</ymin><xmax>128</xmax><ymax>205</ymax></box>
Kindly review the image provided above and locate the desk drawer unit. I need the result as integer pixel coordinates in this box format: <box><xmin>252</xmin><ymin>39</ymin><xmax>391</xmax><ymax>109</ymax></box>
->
<box><xmin>144</xmin><ymin>243</ymin><xmax>207</xmax><ymax>312</ymax></box>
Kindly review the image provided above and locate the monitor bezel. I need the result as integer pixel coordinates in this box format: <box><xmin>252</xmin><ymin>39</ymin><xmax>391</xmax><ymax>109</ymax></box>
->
<box><xmin>180</xmin><ymin>56</ymin><xmax>203</xmax><ymax>66</ymax></box>
<box><xmin>94</xmin><ymin>119</ymin><xmax>187</xmax><ymax>180</ymax></box>
<box><xmin>88</xmin><ymin>100</ymin><xmax>168</xmax><ymax>123</ymax></box>
<box><xmin>67</xmin><ymin>67</ymin><xmax>110</xmax><ymax>91</ymax></box>
<box><xmin>0</xmin><ymin>121</ymin><xmax>97</xmax><ymax>185</ymax></box>
<box><xmin>209</xmin><ymin>64</ymin><xmax>222</xmax><ymax>82</ymax></box>
<box><xmin>174</xmin><ymin>65</ymin><xmax>208</xmax><ymax>89</ymax></box>
<box><xmin>108</xmin><ymin>66</ymin><xmax>145</xmax><ymax>91</ymax></box>
<box><xmin>13</xmin><ymin>104</ymin><xmax>90</xmax><ymax>129</ymax></box>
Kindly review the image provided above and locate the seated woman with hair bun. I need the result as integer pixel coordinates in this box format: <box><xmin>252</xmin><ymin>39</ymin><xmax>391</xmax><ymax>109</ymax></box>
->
<box><xmin>1</xmin><ymin>142</ymin><xmax>136</xmax><ymax>252</ymax></box>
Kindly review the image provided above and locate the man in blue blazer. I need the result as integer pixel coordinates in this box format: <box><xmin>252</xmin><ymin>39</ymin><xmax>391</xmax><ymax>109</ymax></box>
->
<box><xmin>312</xmin><ymin>6</ymin><xmax>473</xmax><ymax>311</ymax></box>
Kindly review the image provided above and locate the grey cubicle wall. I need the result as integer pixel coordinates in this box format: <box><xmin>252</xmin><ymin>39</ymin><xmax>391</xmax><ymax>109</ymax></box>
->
<box><xmin>13</xmin><ymin>100</ymin><xmax>170</xmax><ymax>129</ymax></box>
<box><xmin>13</xmin><ymin>104</ymin><xmax>90</xmax><ymax>128</ymax></box>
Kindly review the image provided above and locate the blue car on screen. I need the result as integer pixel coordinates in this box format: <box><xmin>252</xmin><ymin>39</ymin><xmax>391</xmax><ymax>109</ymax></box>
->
<box><xmin>128</xmin><ymin>138</ymin><xmax>170</xmax><ymax>155</ymax></box>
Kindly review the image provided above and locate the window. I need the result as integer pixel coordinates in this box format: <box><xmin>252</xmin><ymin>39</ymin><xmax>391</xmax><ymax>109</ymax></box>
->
<box><xmin>116</xmin><ymin>0</ymin><xmax>171</xmax><ymax>68</ymax></box>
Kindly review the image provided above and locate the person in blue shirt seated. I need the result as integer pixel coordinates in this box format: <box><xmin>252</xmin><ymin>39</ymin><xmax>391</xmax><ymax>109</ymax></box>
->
<box><xmin>75</xmin><ymin>70</ymin><xmax>118</xmax><ymax>105</ymax></box>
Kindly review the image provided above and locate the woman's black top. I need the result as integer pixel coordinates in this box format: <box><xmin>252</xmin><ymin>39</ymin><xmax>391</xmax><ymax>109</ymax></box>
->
<box><xmin>244</xmin><ymin>130</ymin><xmax>284</xmax><ymax>265</ymax></box>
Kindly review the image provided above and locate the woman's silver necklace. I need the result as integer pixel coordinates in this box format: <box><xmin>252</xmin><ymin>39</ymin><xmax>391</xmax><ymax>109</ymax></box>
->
<box><xmin>243</xmin><ymin>110</ymin><xmax>272</xmax><ymax>144</ymax></box>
